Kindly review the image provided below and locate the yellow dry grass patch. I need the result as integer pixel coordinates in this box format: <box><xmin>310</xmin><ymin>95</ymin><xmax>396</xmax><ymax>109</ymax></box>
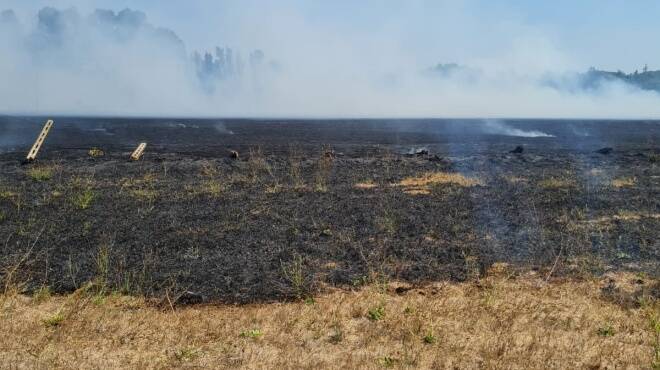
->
<box><xmin>396</xmin><ymin>172</ymin><xmax>482</xmax><ymax>195</ymax></box>
<box><xmin>119</xmin><ymin>173</ymin><xmax>159</xmax><ymax>201</ymax></box>
<box><xmin>184</xmin><ymin>180</ymin><xmax>225</xmax><ymax>198</ymax></box>
<box><xmin>538</xmin><ymin>177</ymin><xmax>576</xmax><ymax>189</ymax></box>
<box><xmin>588</xmin><ymin>210</ymin><xmax>660</xmax><ymax>225</ymax></box>
<box><xmin>1</xmin><ymin>273</ymin><xmax>656</xmax><ymax>369</ymax></box>
<box><xmin>354</xmin><ymin>181</ymin><xmax>378</xmax><ymax>190</ymax></box>
<box><xmin>612</xmin><ymin>177</ymin><xmax>636</xmax><ymax>188</ymax></box>
<box><xmin>0</xmin><ymin>188</ymin><xmax>18</xmax><ymax>200</ymax></box>
<box><xmin>504</xmin><ymin>176</ymin><xmax>528</xmax><ymax>184</ymax></box>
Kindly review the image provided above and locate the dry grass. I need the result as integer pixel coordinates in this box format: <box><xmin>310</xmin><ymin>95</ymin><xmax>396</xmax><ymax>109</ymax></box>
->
<box><xmin>0</xmin><ymin>187</ymin><xmax>21</xmax><ymax>211</ymax></box>
<box><xmin>87</xmin><ymin>148</ymin><xmax>105</xmax><ymax>158</ymax></box>
<box><xmin>288</xmin><ymin>147</ymin><xmax>306</xmax><ymax>190</ymax></box>
<box><xmin>314</xmin><ymin>147</ymin><xmax>334</xmax><ymax>193</ymax></box>
<box><xmin>396</xmin><ymin>172</ymin><xmax>482</xmax><ymax>195</ymax></box>
<box><xmin>70</xmin><ymin>188</ymin><xmax>95</xmax><ymax>210</ymax></box>
<box><xmin>612</xmin><ymin>177</ymin><xmax>637</xmax><ymax>188</ymax></box>
<box><xmin>198</xmin><ymin>161</ymin><xmax>220</xmax><ymax>178</ymax></box>
<box><xmin>504</xmin><ymin>175</ymin><xmax>528</xmax><ymax>184</ymax></box>
<box><xmin>184</xmin><ymin>180</ymin><xmax>225</xmax><ymax>198</ymax></box>
<box><xmin>120</xmin><ymin>173</ymin><xmax>159</xmax><ymax>202</ymax></box>
<box><xmin>201</xmin><ymin>180</ymin><xmax>224</xmax><ymax>198</ymax></box>
<box><xmin>26</xmin><ymin>165</ymin><xmax>58</xmax><ymax>182</ymax></box>
<box><xmin>538</xmin><ymin>177</ymin><xmax>576</xmax><ymax>189</ymax></box>
<box><xmin>588</xmin><ymin>210</ymin><xmax>660</xmax><ymax>225</ymax></box>
<box><xmin>354</xmin><ymin>180</ymin><xmax>378</xmax><ymax>190</ymax></box>
<box><xmin>1</xmin><ymin>272</ymin><xmax>657</xmax><ymax>369</ymax></box>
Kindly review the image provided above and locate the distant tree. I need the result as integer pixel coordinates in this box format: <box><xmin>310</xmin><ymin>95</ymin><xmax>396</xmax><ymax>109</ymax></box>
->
<box><xmin>192</xmin><ymin>51</ymin><xmax>201</xmax><ymax>65</ymax></box>
<box><xmin>203</xmin><ymin>52</ymin><xmax>214</xmax><ymax>76</ymax></box>
<box><xmin>250</xmin><ymin>49</ymin><xmax>265</xmax><ymax>66</ymax></box>
<box><xmin>431</xmin><ymin>63</ymin><xmax>461</xmax><ymax>77</ymax></box>
<box><xmin>235</xmin><ymin>51</ymin><xmax>244</xmax><ymax>76</ymax></box>
<box><xmin>226</xmin><ymin>48</ymin><xmax>234</xmax><ymax>76</ymax></box>
<box><xmin>0</xmin><ymin>9</ymin><xmax>18</xmax><ymax>24</ymax></box>
<box><xmin>215</xmin><ymin>47</ymin><xmax>226</xmax><ymax>76</ymax></box>
<box><xmin>643</xmin><ymin>64</ymin><xmax>649</xmax><ymax>73</ymax></box>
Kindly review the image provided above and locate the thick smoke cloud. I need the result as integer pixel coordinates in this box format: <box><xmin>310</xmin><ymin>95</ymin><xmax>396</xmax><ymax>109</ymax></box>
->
<box><xmin>1</xmin><ymin>4</ymin><xmax>660</xmax><ymax>118</ymax></box>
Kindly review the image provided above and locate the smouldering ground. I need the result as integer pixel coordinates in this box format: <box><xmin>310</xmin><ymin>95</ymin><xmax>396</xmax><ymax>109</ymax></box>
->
<box><xmin>1</xmin><ymin>270</ymin><xmax>658</xmax><ymax>369</ymax></box>
<box><xmin>1</xmin><ymin>147</ymin><xmax>658</xmax><ymax>303</ymax></box>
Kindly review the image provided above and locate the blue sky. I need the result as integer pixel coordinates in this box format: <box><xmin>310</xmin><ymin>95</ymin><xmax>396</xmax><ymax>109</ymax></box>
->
<box><xmin>4</xmin><ymin>0</ymin><xmax>659</xmax><ymax>71</ymax></box>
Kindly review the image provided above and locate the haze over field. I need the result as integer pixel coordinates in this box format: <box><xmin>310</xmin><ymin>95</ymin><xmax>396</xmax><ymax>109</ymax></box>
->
<box><xmin>2</xmin><ymin>0</ymin><xmax>660</xmax><ymax>118</ymax></box>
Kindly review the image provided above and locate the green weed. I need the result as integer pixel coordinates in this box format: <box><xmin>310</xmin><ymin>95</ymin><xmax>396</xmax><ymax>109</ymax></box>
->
<box><xmin>174</xmin><ymin>347</ymin><xmax>201</xmax><ymax>362</ymax></box>
<box><xmin>423</xmin><ymin>331</ymin><xmax>437</xmax><ymax>344</ymax></box>
<box><xmin>651</xmin><ymin>315</ymin><xmax>660</xmax><ymax>369</ymax></box>
<box><xmin>27</xmin><ymin>166</ymin><xmax>54</xmax><ymax>181</ymax></box>
<box><xmin>367</xmin><ymin>305</ymin><xmax>385</xmax><ymax>321</ymax></box>
<box><xmin>42</xmin><ymin>312</ymin><xmax>64</xmax><ymax>327</ymax></box>
<box><xmin>281</xmin><ymin>255</ymin><xmax>309</xmax><ymax>299</ymax></box>
<box><xmin>379</xmin><ymin>356</ymin><xmax>398</xmax><ymax>368</ymax></box>
<box><xmin>239</xmin><ymin>329</ymin><xmax>263</xmax><ymax>339</ymax></box>
<box><xmin>72</xmin><ymin>189</ymin><xmax>95</xmax><ymax>210</ymax></box>
<box><xmin>597</xmin><ymin>324</ymin><xmax>615</xmax><ymax>337</ymax></box>
<box><xmin>32</xmin><ymin>285</ymin><xmax>51</xmax><ymax>303</ymax></box>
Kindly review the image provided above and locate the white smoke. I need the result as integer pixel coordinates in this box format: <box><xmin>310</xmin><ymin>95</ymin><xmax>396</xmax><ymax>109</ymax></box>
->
<box><xmin>482</xmin><ymin>120</ymin><xmax>554</xmax><ymax>138</ymax></box>
<box><xmin>1</xmin><ymin>2</ymin><xmax>660</xmax><ymax>118</ymax></box>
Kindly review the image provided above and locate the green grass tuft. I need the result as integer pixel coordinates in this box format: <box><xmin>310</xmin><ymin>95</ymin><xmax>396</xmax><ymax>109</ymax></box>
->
<box><xmin>367</xmin><ymin>305</ymin><xmax>385</xmax><ymax>321</ymax></box>
<box><xmin>72</xmin><ymin>189</ymin><xmax>95</xmax><ymax>210</ymax></box>
<box><xmin>239</xmin><ymin>329</ymin><xmax>263</xmax><ymax>339</ymax></box>
<box><xmin>597</xmin><ymin>324</ymin><xmax>615</xmax><ymax>337</ymax></box>
<box><xmin>27</xmin><ymin>166</ymin><xmax>54</xmax><ymax>181</ymax></box>
<box><xmin>42</xmin><ymin>312</ymin><xmax>64</xmax><ymax>327</ymax></box>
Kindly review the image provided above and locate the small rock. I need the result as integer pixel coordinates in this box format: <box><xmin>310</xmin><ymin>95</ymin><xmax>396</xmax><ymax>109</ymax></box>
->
<box><xmin>407</xmin><ymin>147</ymin><xmax>429</xmax><ymax>157</ymax></box>
<box><xmin>510</xmin><ymin>146</ymin><xmax>524</xmax><ymax>154</ymax></box>
<box><xmin>596</xmin><ymin>147</ymin><xmax>614</xmax><ymax>155</ymax></box>
<box><xmin>175</xmin><ymin>291</ymin><xmax>206</xmax><ymax>305</ymax></box>
<box><xmin>394</xmin><ymin>286</ymin><xmax>412</xmax><ymax>295</ymax></box>
<box><xmin>428</xmin><ymin>154</ymin><xmax>443</xmax><ymax>162</ymax></box>
<box><xmin>600</xmin><ymin>278</ymin><xmax>617</xmax><ymax>296</ymax></box>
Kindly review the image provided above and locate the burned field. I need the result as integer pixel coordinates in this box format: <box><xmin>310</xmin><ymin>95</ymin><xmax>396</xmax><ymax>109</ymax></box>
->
<box><xmin>0</xmin><ymin>118</ymin><xmax>659</xmax><ymax>303</ymax></box>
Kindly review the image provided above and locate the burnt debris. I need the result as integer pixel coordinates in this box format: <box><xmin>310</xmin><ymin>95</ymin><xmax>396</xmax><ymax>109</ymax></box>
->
<box><xmin>596</xmin><ymin>147</ymin><xmax>614</xmax><ymax>155</ymax></box>
<box><xmin>510</xmin><ymin>146</ymin><xmax>524</xmax><ymax>154</ymax></box>
<box><xmin>406</xmin><ymin>147</ymin><xmax>430</xmax><ymax>157</ymax></box>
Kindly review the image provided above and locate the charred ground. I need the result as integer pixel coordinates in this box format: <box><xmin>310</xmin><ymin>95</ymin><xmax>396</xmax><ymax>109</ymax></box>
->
<box><xmin>0</xmin><ymin>118</ymin><xmax>658</xmax><ymax>303</ymax></box>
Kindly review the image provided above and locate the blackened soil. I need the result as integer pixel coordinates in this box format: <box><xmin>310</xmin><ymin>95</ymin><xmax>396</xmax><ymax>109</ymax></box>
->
<box><xmin>0</xmin><ymin>117</ymin><xmax>658</xmax><ymax>303</ymax></box>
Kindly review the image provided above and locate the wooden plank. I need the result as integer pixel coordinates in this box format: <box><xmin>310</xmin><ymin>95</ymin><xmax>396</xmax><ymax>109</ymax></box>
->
<box><xmin>130</xmin><ymin>142</ymin><xmax>147</xmax><ymax>161</ymax></box>
<box><xmin>26</xmin><ymin>120</ymin><xmax>54</xmax><ymax>161</ymax></box>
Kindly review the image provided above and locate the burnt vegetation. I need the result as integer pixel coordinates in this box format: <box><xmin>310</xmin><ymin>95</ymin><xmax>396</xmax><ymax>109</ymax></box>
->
<box><xmin>0</xmin><ymin>119</ymin><xmax>659</xmax><ymax>368</ymax></box>
<box><xmin>0</xmin><ymin>119</ymin><xmax>658</xmax><ymax>304</ymax></box>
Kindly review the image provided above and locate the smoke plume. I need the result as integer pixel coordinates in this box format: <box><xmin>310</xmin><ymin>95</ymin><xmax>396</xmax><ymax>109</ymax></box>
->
<box><xmin>1</xmin><ymin>2</ymin><xmax>660</xmax><ymax>118</ymax></box>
